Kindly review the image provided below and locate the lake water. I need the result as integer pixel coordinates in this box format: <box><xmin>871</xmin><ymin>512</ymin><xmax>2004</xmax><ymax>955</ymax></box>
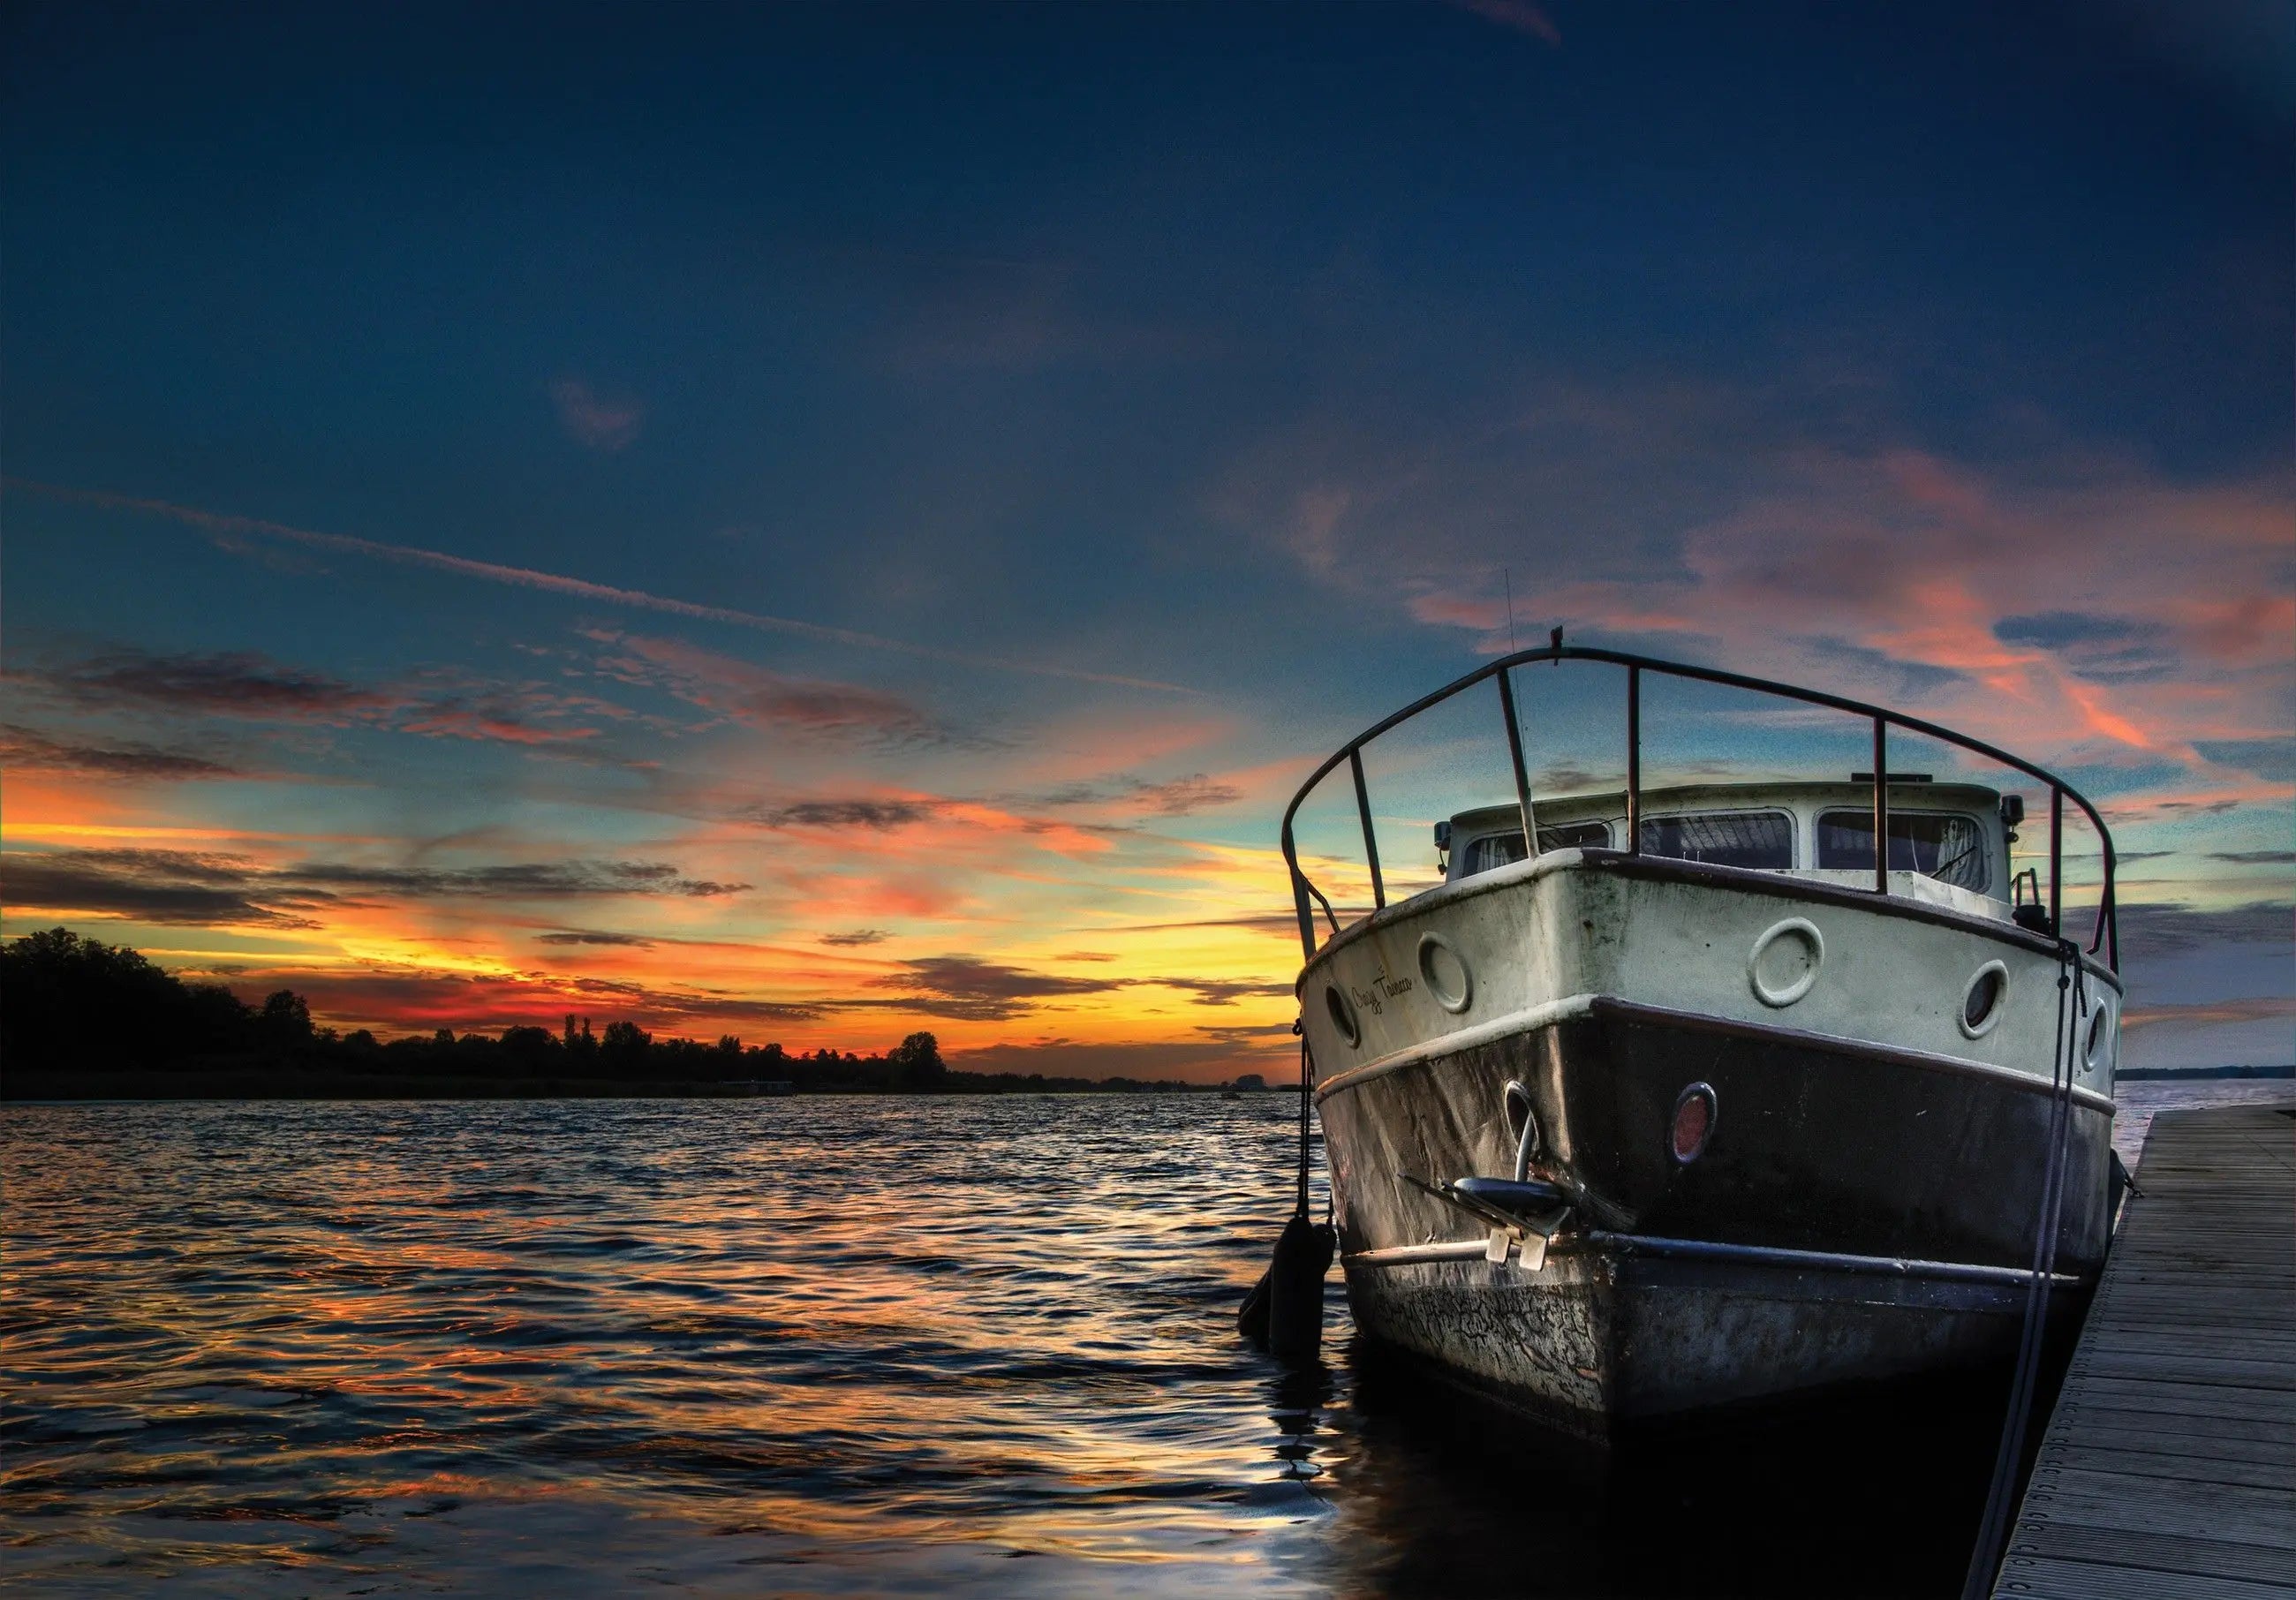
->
<box><xmin>4</xmin><ymin>1084</ymin><xmax>2285</xmax><ymax>1597</ymax></box>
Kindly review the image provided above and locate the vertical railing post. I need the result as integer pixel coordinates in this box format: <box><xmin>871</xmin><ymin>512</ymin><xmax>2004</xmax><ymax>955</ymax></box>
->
<box><xmin>2104</xmin><ymin>872</ymin><xmax>2119</xmax><ymax>970</ymax></box>
<box><xmin>1291</xmin><ymin>868</ymin><xmax>1318</xmax><ymax>962</ymax></box>
<box><xmin>1350</xmin><ymin>746</ymin><xmax>1386</xmax><ymax>911</ymax></box>
<box><xmin>1871</xmin><ymin>716</ymin><xmax>1889</xmax><ymax>895</ymax></box>
<box><xmin>1625</xmin><ymin>665</ymin><xmax>1642</xmax><ymax>854</ymax></box>
<box><xmin>1497</xmin><ymin>668</ymin><xmax>1537</xmax><ymax>857</ymax></box>
<box><xmin>2049</xmin><ymin>786</ymin><xmax>2063</xmax><ymax>940</ymax></box>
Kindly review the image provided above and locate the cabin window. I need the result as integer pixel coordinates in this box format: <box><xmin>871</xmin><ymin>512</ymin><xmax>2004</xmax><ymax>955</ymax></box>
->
<box><xmin>1816</xmin><ymin>811</ymin><xmax>1989</xmax><ymax>892</ymax></box>
<box><xmin>1540</xmin><ymin>819</ymin><xmax>1612</xmax><ymax>853</ymax></box>
<box><xmin>1459</xmin><ymin>819</ymin><xmax>1612</xmax><ymax>877</ymax></box>
<box><xmin>1636</xmin><ymin>811</ymin><xmax>1794</xmax><ymax>870</ymax></box>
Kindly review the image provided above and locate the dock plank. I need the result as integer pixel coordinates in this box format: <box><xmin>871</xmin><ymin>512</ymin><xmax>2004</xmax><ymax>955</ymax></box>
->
<box><xmin>1993</xmin><ymin>1554</ymin><xmax>2294</xmax><ymax>1600</ymax></box>
<box><xmin>2048</xmin><ymin>1422</ymin><xmax>2296</xmax><ymax>1466</ymax></box>
<box><xmin>2006</xmin><ymin>1526</ymin><xmax>2296</xmax><ymax>1589</ymax></box>
<box><xmin>1991</xmin><ymin>1103</ymin><xmax>2296</xmax><ymax>1599</ymax></box>
<box><xmin>2034</xmin><ymin>1447</ymin><xmax>2296</xmax><ymax>1492</ymax></box>
<box><xmin>2059</xmin><ymin>1377</ymin><xmax>2296</xmax><ymax>1423</ymax></box>
<box><xmin>2055</xmin><ymin>1411</ymin><xmax>2295</xmax><ymax>1451</ymax></box>
<box><xmin>2014</xmin><ymin>1472</ymin><xmax>2296</xmax><ymax>1550</ymax></box>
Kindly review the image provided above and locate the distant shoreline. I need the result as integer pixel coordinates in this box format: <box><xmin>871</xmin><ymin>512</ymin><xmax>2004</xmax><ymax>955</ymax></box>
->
<box><xmin>1</xmin><ymin>1069</ymin><xmax>1295</xmax><ymax>1102</ymax></box>
<box><xmin>2115</xmin><ymin>1064</ymin><xmax>2293</xmax><ymax>1081</ymax></box>
<box><xmin>3</xmin><ymin>931</ymin><xmax>1293</xmax><ymax>1102</ymax></box>
<box><xmin>11</xmin><ymin>1066</ymin><xmax>2283</xmax><ymax>1100</ymax></box>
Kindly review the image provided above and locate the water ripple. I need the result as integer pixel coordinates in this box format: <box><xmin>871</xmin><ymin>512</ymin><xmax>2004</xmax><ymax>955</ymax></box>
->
<box><xmin>4</xmin><ymin>1098</ymin><xmax>1346</xmax><ymax>1596</ymax></box>
<box><xmin>14</xmin><ymin>1088</ymin><xmax>2262</xmax><ymax>1596</ymax></box>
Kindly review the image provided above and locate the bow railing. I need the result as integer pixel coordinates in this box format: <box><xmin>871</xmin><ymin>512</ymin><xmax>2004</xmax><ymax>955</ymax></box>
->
<box><xmin>1278</xmin><ymin>646</ymin><xmax>2119</xmax><ymax>971</ymax></box>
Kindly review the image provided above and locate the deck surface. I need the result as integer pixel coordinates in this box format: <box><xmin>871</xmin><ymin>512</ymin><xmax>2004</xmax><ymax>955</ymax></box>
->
<box><xmin>1993</xmin><ymin>1102</ymin><xmax>2296</xmax><ymax>1600</ymax></box>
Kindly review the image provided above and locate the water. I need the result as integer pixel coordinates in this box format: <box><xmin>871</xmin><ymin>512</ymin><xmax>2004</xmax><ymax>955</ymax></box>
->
<box><xmin>2110</xmin><ymin>1076</ymin><xmax>2294</xmax><ymax>1170</ymax></box>
<box><xmin>3</xmin><ymin>1086</ymin><xmax>2280</xmax><ymax>1597</ymax></box>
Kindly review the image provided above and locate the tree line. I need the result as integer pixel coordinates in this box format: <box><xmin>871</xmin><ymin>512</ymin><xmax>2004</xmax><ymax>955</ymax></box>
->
<box><xmin>0</xmin><ymin>928</ymin><xmax>1234</xmax><ymax>1096</ymax></box>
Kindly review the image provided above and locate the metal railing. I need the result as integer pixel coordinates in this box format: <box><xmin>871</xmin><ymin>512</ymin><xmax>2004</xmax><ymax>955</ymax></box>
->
<box><xmin>1278</xmin><ymin>646</ymin><xmax>2119</xmax><ymax>971</ymax></box>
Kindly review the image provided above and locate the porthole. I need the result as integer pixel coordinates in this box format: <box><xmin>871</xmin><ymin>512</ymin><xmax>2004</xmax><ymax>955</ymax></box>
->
<box><xmin>1670</xmin><ymin>1082</ymin><xmax>1718</xmax><ymax>1165</ymax></box>
<box><xmin>2085</xmin><ymin>1004</ymin><xmax>2111</xmax><ymax>1069</ymax></box>
<box><xmin>1325</xmin><ymin>984</ymin><xmax>1361</xmax><ymax>1048</ymax></box>
<box><xmin>1959</xmin><ymin>962</ymin><xmax>2008</xmax><ymax>1039</ymax></box>
<box><xmin>1417</xmin><ymin>932</ymin><xmax>1474</xmax><ymax>1014</ymax></box>
<box><xmin>1747</xmin><ymin>918</ymin><xmax>1824</xmax><ymax>1008</ymax></box>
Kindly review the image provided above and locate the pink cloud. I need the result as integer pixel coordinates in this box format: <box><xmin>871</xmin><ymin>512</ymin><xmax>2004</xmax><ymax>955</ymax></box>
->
<box><xmin>1358</xmin><ymin>437</ymin><xmax>2289</xmax><ymax>773</ymax></box>
<box><xmin>586</xmin><ymin>630</ymin><xmax>940</xmax><ymax>744</ymax></box>
<box><xmin>397</xmin><ymin>707</ymin><xmax>605</xmax><ymax>745</ymax></box>
<box><xmin>1446</xmin><ymin>0</ymin><xmax>1560</xmax><ymax>46</ymax></box>
<box><xmin>548</xmin><ymin>378</ymin><xmax>645</xmax><ymax>451</ymax></box>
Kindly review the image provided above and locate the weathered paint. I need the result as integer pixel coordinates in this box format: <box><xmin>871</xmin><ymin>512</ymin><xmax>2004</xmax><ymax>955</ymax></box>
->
<box><xmin>1309</xmin><ymin>856</ymin><xmax>2114</xmax><ymax>1435</ymax></box>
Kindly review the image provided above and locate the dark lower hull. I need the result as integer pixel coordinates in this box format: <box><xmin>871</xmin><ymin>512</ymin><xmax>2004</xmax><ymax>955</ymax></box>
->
<box><xmin>1320</xmin><ymin>1001</ymin><xmax>2111</xmax><ymax>1436</ymax></box>
<box><xmin>1336</xmin><ymin>1332</ymin><xmax>2055</xmax><ymax>1597</ymax></box>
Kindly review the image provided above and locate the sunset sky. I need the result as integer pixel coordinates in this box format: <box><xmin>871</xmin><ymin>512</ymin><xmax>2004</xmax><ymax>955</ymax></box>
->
<box><xmin>4</xmin><ymin>2</ymin><xmax>2289</xmax><ymax>1077</ymax></box>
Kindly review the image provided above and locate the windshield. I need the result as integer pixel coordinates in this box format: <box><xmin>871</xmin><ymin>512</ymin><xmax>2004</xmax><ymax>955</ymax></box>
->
<box><xmin>1816</xmin><ymin>811</ymin><xmax>1988</xmax><ymax>892</ymax></box>
<box><xmin>1459</xmin><ymin>819</ymin><xmax>1612</xmax><ymax>877</ymax></box>
<box><xmin>1636</xmin><ymin>811</ymin><xmax>1794</xmax><ymax>870</ymax></box>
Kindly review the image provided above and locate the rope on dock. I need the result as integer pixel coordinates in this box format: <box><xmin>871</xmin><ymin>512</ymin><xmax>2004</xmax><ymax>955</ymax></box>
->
<box><xmin>1960</xmin><ymin>938</ymin><xmax>2087</xmax><ymax>1599</ymax></box>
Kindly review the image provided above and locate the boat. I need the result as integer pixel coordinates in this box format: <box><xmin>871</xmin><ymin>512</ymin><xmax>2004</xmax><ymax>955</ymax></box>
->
<box><xmin>1280</xmin><ymin>647</ymin><xmax>2122</xmax><ymax>1438</ymax></box>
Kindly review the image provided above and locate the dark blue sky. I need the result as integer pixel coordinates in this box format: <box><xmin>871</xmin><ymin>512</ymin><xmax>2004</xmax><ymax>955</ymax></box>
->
<box><xmin>4</xmin><ymin>1</ymin><xmax>2289</xmax><ymax>1069</ymax></box>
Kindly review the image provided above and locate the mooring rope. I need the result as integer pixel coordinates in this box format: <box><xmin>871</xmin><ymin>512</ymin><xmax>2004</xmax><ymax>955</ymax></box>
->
<box><xmin>1960</xmin><ymin>938</ymin><xmax>2088</xmax><ymax>1599</ymax></box>
<box><xmin>1294</xmin><ymin>1029</ymin><xmax>1313</xmax><ymax>1221</ymax></box>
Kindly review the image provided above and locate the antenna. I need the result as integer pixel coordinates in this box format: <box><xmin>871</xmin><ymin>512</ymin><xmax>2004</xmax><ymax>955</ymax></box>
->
<box><xmin>1504</xmin><ymin>567</ymin><xmax>1517</xmax><ymax>653</ymax></box>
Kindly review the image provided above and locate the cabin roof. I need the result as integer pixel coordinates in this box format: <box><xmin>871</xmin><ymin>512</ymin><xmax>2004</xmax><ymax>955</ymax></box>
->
<box><xmin>1446</xmin><ymin>778</ymin><xmax>2008</xmax><ymax>834</ymax></box>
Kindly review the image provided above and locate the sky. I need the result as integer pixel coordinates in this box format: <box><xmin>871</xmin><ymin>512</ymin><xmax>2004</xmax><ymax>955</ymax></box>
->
<box><xmin>4</xmin><ymin>0</ymin><xmax>2290</xmax><ymax>1077</ymax></box>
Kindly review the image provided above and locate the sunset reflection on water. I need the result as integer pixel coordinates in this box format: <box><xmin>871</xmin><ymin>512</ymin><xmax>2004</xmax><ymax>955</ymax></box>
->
<box><xmin>4</xmin><ymin>1098</ymin><xmax>1350</xmax><ymax>1596</ymax></box>
<box><xmin>15</xmin><ymin>1090</ymin><xmax>2273</xmax><ymax>1596</ymax></box>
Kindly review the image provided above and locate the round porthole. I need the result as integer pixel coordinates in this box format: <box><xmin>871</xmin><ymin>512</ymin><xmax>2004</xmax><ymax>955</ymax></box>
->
<box><xmin>1747</xmin><ymin>918</ymin><xmax>1824</xmax><ymax>1008</ymax></box>
<box><xmin>1325</xmin><ymin>984</ymin><xmax>1361</xmax><ymax>1048</ymax></box>
<box><xmin>1417</xmin><ymin>932</ymin><xmax>1474</xmax><ymax>1015</ymax></box>
<box><xmin>2085</xmin><ymin>1004</ymin><xmax>2111</xmax><ymax>1069</ymax></box>
<box><xmin>1670</xmin><ymin>1082</ymin><xmax>1718</xmax><ymax>1165</ymax></box>
<box><xmin>1960</xmin><ymin>962</ymin><xmax>2009</xmax><ymax>1038</ymax></box>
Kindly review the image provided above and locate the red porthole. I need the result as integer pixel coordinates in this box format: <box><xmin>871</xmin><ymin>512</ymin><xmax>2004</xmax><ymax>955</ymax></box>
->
<box><xmin>1670</xmin><ymin>1082</ymin><xmax>1718</xmax><ymax>1165</ymax></box>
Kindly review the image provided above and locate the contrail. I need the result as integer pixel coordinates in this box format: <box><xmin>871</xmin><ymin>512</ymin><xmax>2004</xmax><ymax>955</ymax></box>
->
<box><xmin>4</xmin><ymin>479</ymin><xmax>1201</xmax><ymax>696</ymax></box>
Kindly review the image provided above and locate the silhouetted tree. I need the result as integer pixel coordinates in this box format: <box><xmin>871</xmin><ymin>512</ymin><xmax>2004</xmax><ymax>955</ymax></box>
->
<box><xmin>887</xmin><ymin>1030</ymin><xmax>947</xmax><ymax>1091</ymax></box>
<box><xmin>260</xmin><ymin>991</ymin><xmax>313</xmax><ymax>1052</ymax></box>
<box><xmin>1</xmin><ymin>926</ymin><xmax>253</xmax><ymax>1071</ymax></box>
<box><xmin>181</xmin><ymin>980</ymin><xmax>259</xmax><ymax>1056</ymax></box>
<box><xmin>4</xmin><ymin>930</ymin><xmax>1207</xmax><ymax>1097</ymax></box>
<box><xmin>600</xmin><ymin>1019</ymin><xmax>651</xmax><ymax>1072</ymax></box>
<box><xmin>499</xmin><ymin>1024</ymin><xmax>559</xmax><ymax>1075</ymax></box>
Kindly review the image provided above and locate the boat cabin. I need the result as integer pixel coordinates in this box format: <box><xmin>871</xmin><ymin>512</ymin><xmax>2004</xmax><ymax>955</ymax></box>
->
<box><xmin>1435</xmin><ymin>778</ymin><xmax>2034</xmax><ymax>925</ymax></box>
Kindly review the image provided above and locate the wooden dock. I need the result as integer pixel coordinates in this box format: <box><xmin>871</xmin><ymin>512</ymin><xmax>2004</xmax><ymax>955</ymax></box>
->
<box><xmin>1992</xmin><ymin>1102</ymin><xmax>2296</xmax><ymax>1600</ymax></box>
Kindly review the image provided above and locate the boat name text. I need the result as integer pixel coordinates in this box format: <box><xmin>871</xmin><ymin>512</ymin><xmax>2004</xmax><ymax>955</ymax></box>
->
<box><xmin>1352</xmin><ymin>972</ymin><xmax>1416</xmax><ymax>1015</ymax></box>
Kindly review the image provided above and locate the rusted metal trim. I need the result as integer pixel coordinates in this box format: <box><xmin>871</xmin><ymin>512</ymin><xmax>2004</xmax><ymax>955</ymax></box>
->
<box><xmin>1343</xmin><ymin>1233</ymin><xmax>2090</xmax><ymax>1288</ymax></box>
<box><xmin>1344</xmin><ymin>1240</ymin><xmax>1494</xmax><ymax>1267</ymax></box>
<box><xmin>1579</xmin><ymin>1230</ymin><xmax>2092</xmax><ymax>1290</ymax></box>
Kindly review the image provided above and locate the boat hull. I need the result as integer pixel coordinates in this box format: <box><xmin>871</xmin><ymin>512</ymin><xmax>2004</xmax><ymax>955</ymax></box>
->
<box><xmin>1322</xmin><ymin>999</ymin><xmax>2111</xmax><ymax>1436</ymax></box>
